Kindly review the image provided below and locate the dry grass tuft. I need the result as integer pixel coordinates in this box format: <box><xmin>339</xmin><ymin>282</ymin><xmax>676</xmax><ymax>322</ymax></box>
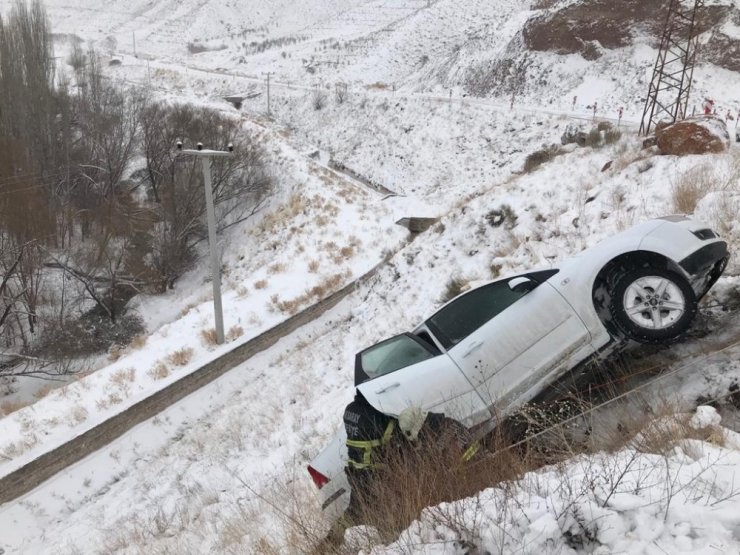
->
<box><xmin>0</xmin><ymin>399</ymin><xmax>28</xmax><ymax>416</ymax></box>
<box><xmin>110</xmin><ymin>367</ymin><xmax>136</xmax><ymax>386</ymax></box>
<box><xmin>168</xmin><ymin>347</ymin><xmax>194</xmax><ymax>366</ymax></box>
<box><xmin>226</xmin><ymin>326</ymin><xmax>244</xmax><ymax>342</ymax></box>
<box><xmin>268</xmin><ymin>262</ymin><xmax>287</xmax><ymax>274</ymax></box>
<box><xmin>308</xmin><ymin>260</ymin><xmax>321</xmax><ymax>273</ymax></box>
<box><xmin>129</xmin><ymin>334</ymin><xmax>148</xmax><ymax>350</ymax></box>
<box><xmin>107</xmin><ymin>344</ymin><xmax>125</xmax><ymax>362</ymax></box>
<box><xmin>440</xmin><ymin>276</ymin><xmax>469</xmax><ymax>303</ymax></box>
<box><xmin>33</xmin><ymin>384</ymin><xmax>54</xmax><ymax>400</ymax></box>
<box><xmin>201</xmin><ymin>328</ymin><xmax>219</xmax><ymax>346</ymax></box>
<box><xmin>270</xmin><ymin>274</ymin><xmax>345</xmax><ymax>314</ymax></box>
<box><xmin>148</xmin><ymin>362</ymin><xmax>171</xmax><ymax>380</ymax></box>
<box><xmin>180</xmin><ymin>302</ymin><xmax>198</xmax><ymax>318</ymax></box>
<box><xmin>70</xmin><ymin>405</ymin><xmax>89</xmax><ymax>424</ymax></box>
<box><xmin>254</xmin><ymin>279</ymin><xmax>268</xmax><ymax>290</ymax></box>
<box><xmin>672</xmin><ymin>163</ymin><xmax>714</xmax><ymax>214</ymax></box>
<box><xmin>523</xmin><ymin>145</ymin><xmax>562</xmax><ymax>173</ymax></box>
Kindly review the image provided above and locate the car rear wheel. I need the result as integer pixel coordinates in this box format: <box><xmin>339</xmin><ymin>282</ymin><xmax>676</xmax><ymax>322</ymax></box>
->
<box><xmin>609</xmin><ymin>268</ymin><xmax>697</xmax><ymax>344</ymax></box>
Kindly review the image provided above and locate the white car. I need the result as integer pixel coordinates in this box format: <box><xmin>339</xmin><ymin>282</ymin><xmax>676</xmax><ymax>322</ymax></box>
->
<box><xmin>307</xmin><ymin>216</ymin><xmax>728</xmax><ymax>517</ymax></box>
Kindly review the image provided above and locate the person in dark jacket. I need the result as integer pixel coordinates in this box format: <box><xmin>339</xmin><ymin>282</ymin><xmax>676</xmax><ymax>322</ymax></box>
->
<box><xmin>316</xmin><ymin>391</ymin><xmax>397</xmax><ymax>550</ymax></box>
<box><xmin>342</xmin><ymin>390</ymin><xmax>397</xmax><ymax>523</ymax></box>
<box><xmin>317</xmin><ymin>400</ymin><xmax>479</xmax><ymax>550</ymax></box>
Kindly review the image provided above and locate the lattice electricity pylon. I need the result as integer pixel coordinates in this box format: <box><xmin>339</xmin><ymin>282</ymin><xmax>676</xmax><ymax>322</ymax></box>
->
<box><xmin>639</xmin><ymin>0</ymin><xmax>705</xmax><ymax>136</ymax></box>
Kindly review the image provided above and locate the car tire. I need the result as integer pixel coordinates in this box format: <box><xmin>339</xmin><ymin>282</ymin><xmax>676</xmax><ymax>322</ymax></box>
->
<box><xmin>609</xmin><ymin>267</ymin><xmax>697</xmax><ymax>344</ymax></box>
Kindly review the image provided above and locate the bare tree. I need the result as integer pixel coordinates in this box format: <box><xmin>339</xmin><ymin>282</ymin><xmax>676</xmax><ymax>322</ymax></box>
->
<box><xmin>140</xmin><ymin>101</ymin><xmax>273</xmax><ymax>289</ymax></box>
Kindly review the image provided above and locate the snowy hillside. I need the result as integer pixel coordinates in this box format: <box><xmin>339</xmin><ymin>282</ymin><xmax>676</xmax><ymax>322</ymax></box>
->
<box><xmin>0</xmin><ymin>0</ymin><xmax>739</xmax><ymax>553</ymax></box>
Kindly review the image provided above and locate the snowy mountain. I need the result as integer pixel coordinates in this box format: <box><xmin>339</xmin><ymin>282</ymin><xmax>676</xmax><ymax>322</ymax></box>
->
<box><xmin>0</xmin><ymin>0</ymin><xmax>739</xmax><ymax>553</ymax></box>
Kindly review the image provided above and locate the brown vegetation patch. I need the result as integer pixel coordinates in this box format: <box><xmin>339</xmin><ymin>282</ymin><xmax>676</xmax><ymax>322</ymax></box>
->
<box><xmin>167</xmin><ymin>347</ymin><xmax>194</xmax><ymax>366</ymax></box>
<box><xmin>226</xmin><ymin>326</ymin><xmax>244</xmax><ymax>342</ymax></box>
<box><xmin>201</xmin><ymin>328</ymin><xmax>219</xmax><ymax>346</ymax></box>
<box><xmin>148</xmin><ymin>362</ymin><xmax>170</xmax><ymax>380</ymax></box>
<box><xmin>523</xmin><ymin>1</ymin><xmax>730</xmax><ymax>62</ymax></box>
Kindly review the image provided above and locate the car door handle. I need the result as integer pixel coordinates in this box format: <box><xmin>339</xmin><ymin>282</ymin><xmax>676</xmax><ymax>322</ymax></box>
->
<box><xmin>463</xmin><ymin>341</ymin><xmax>484</xmax><ymax>358</ymax></box>
<box><xmin>375</xmin><ymin>382</ymin><xmax>400</xmax><ymax>394</ymax></box>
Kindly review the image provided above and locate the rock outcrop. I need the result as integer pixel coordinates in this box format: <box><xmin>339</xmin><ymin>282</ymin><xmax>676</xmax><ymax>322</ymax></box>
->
<box><xmin>655</xmin><ymin>116</ymin><xmax>730</xmax><ymax>156</ymax></box>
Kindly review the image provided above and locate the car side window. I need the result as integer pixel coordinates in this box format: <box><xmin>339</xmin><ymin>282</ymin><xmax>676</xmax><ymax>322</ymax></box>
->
<box><xmin>426</xmin><ymin>279</ymin><xmax>531</xmax><ymax>350</ymax></box>
<box><xmin>359</xmin><ymin>335</ymin><xmax>437</xmax><ymax>380</ymax></box>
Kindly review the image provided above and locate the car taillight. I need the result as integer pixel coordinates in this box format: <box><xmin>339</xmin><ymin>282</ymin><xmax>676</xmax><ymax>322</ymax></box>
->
<box><xmin>307</xmin><ymin>465</ymin><xmax>329</xmax><ymax>489</ymax></box>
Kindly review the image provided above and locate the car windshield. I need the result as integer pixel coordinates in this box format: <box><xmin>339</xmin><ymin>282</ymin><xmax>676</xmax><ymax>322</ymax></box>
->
<box><xmin>360</xmin><ymin>335</ymin><xmax>436</xmax><ymax>379</ymax></box>
<box><xmin>427</xmin><ymin>279</ymin><xmax>529</xmax><ymax>349</ymax></box>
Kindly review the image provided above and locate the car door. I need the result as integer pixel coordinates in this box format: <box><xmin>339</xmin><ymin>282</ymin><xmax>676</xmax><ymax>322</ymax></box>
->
<box><xmin>425</xmin><ymin>271</ymin><xmax>591</xmax><ymax>415</ymax></box>
<box><xmin>356</xmin><ymin>333</ymin><xmax>491</xmax><ymax>426</ymax></box>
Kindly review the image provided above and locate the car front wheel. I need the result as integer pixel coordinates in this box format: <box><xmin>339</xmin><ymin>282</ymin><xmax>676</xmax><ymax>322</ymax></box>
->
<box><xmin>610</xmin><ymin>268</ymin><xmax>697</xmax><ymax>344</ymax></box>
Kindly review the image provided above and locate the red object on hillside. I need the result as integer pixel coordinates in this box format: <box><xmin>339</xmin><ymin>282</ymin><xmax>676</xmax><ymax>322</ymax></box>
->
<box><xmin>703</xmin><ymin>98</ymin><xmax>714</xmax><ymax>115</ymax></box>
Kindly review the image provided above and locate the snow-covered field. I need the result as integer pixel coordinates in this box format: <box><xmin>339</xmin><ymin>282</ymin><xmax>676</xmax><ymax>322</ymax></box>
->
<box><xmin>1</xmin><ymin>0</ymin><xmax>740</xmax><ymax>553</ymax></box>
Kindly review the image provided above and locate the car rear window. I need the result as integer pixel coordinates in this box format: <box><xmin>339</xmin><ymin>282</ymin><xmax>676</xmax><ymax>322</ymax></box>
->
<box><xmin>360</xmin><ymin>335</ymin><xmax>436</xmax><ymax>380</ymax></box>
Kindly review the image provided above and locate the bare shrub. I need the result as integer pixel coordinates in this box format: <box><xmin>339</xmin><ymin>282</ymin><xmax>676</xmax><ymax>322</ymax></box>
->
<box><xmin>270</xmin><ymin>274</ymin><xmax>344</xmax><ymax>314</ymax></box>
<box><xmin>33</xmin><ymin>384</ymin><xmax>54</xmax><ymax>399</ymax></box>
<box><xmin>201</xmin><ymin>328</ymin><xmax>219</xmax><ymax>346</ymax></box>
<box><xmin>148</xmin><ymin>361</ymin><xmax>170</xmax><ymax>380</ymax></box>
<box><xmin>34</xmin><ymin>313</ymin><xmax>145</xmax><ymax>360</ymax></box>
<box><xmin>226</xmin><ymin>326</ymin><xmax>244</xmax><ymax>342</ymax></box>
<box><xmin>167</xmin><ymin>347</ymin><xmax>194</xmax><ymax>366</ymax></box>
<box><xmin>604</xmin><ymin>128</ymin><xmax>622</xmax><ymax>145</ymax></box>
<box><xmin>70</xmin><ymin>405</ymin><xmax>89</xmax><ymax>424</ymax></box>
<box><xmin>139</xmin><ymin>100</ymin><xmax>273</xmax><ymax>291</ymax></box>
<box><xmin>584</xmin><ymin>128</ymin><xmax>602</xmax><ymax>148</ymax></box>
<box><xmin>254</xmin><ymin>279</ymin><xmax>268</xmax><ymax>290</ymax></box>
<box><xmin>268</xmin><ymin>262</ymin><xmax>286</xmax><ymax>274</ymax></box>
<box><xmin>335</xmin><ymin>82</ymin><xmax>348</xmax><ymax>104</ymax></box>
<box><xmin>110</xmin><ymin>367</ymin><xmax>136</xmax><ymax>386</ymax></box>
<box><xmin>129</xmin><ymin>334</ymin><xmax>147</xmax><ymax>349</ymax></box>
<box><xmin>672</xmin><ymin>164</ymin><xmax>714</xmax><ymax>214</ymax></box>
<box><xmin>180</xmin><ymin>303</ymin><xmax>197</xmax><ymax>317</ymax></box>
<box><xmin>312</xmin><ymin>89</ymin><xmax>327</xmax><ymax>110</ymax></box>
<box><xmin>67</xmin><ymin>42</ymin><xmax>87</xmax><ymax>71</ymax></box>
<box><xmin>107</xmin><ymin>344</ymin><xmax>124</xmax><ymax>362</ymax></box>
<box><xmin>187</xmin><ymin>41</ymin><xmax>209</xmax><ymax>54</ymax></box>
<box><xmin>523</xmin><ymin>145</ymin><xmax>561</xmax><ymax>173</ymax></box>
<box><xmin>307</xmin><ymin>260</ymin><xmax>320</xmax><ymax>273</ymax></box>
<box><xmin>331</xmin><ymin>425</ymin><xmax>537</xmax><ymax>550</ymax></box>
<box><xmin>1</xmin><ymin>399</ymin><xmax>28</xmax><ymax>416</ymax></box>
<box><xmin>441</xmin><ymin>276</ymin><xmax>468</xmax><ymax>303</ymax></box>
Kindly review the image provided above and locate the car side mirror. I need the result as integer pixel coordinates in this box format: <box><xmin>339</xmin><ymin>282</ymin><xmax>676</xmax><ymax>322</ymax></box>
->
<box><xmin>508</xmin><ymin>276</ymin><xmax>536</xmax><ymax>294</ymax></box>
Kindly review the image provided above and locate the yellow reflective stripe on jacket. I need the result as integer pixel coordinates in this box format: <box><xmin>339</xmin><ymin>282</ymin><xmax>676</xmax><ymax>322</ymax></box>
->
<box><xmin>346</xmin><ymin>420</ymin><xmax>396</xmax><ymax>470</ymax></box>
<box><xmin>461</xmin><ymin>441</ymin><xmax>480</xmax><ymax>462</ymax></box>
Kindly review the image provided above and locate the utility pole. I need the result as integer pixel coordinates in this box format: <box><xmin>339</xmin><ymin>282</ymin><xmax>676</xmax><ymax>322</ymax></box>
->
<box><xmin>263</xmin><ymin>72</ymin><xmax>274</xmax><ymax>116</ymax></box>
<box><xmin>132</xmin><ymin>31</ymin><xmax>136</xmax><ymax>58</ymax></box>
<box><xmin>175</xmin><ymin>141</ymin><xmax>234</xmax><ymax>345</ymax></box>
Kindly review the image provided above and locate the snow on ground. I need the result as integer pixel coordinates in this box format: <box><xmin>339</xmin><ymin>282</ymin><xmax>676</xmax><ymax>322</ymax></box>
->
<box><xmin>0</xmin><ymin>0</ymin><xmax>740</xmax><ymax>553</ymax></box>
<box><xmin>367</xmin><ymin>407</ymin><xmax>740</xmax><ymax>555</ymax></box>
<box><xmin>0</xmin><ymin>109</ymin><xmax>414</xmax><ymax>476</ymax></box>
<box><xmin>1</xmin><ymin>94</ymin><xmax>738</xmax><ymax>552</ymax></box>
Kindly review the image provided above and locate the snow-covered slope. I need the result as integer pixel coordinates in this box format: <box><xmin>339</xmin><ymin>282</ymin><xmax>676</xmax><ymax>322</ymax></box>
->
<box><xmin>0</xmin><ymin>0</ymin><xmax>739</xmax><ymax>553</ymax></box>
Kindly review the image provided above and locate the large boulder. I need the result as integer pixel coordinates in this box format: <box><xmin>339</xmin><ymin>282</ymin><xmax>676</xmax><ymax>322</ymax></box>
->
<box><xmin>655</xmin><ymin>116</ymin><xmax>730</xmax><ymax>156</ymax></box>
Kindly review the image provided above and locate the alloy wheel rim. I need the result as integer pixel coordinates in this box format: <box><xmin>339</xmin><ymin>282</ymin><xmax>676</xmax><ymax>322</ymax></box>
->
<box><xmin>622</xmin><ymin>276</ymin><xmax>685</xmax><ymax>330</ymax></box>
